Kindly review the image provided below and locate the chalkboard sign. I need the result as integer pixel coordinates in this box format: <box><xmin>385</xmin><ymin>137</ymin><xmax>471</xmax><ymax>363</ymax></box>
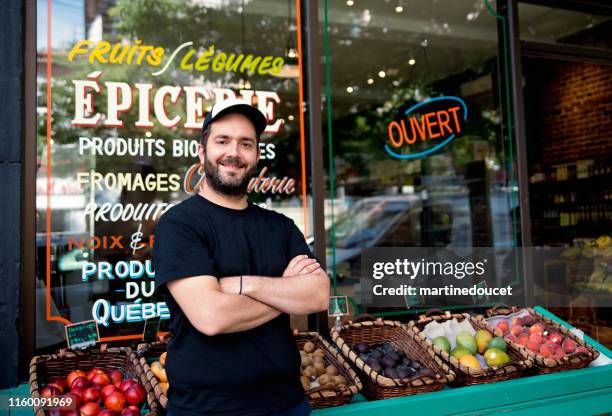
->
<box><xmin>328</xmin><ymin>296</ymin><xmax>349</xmax><ymax>317</ymax></box>
<box><xmin>142</xmin><ymin>317</ymin><xmax>161</xmax><ymax>342</ymax></box>
<box><xmin>65</xmin><ymin>320</ymin><xmax>99</xmax><ymax>350</ymax></box>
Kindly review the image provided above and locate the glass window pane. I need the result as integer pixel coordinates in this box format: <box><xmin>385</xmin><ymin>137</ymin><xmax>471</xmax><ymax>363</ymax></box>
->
<box><xmin>518</xmin><ymin>4</ymin><xmax>612</xmax><ymax>50</ymax></box>
<box><xmin>36</xmin><ymin>0</ymin><xmax>308</xmax><ymax>350</ymax></box>
<box><xmin>322</xmin><ymin>0</ymin><xmax>519</xmax><ymax>314</ymax></box>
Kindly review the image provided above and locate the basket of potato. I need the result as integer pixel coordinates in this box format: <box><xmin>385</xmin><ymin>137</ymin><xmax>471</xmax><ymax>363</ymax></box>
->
<box><xmin>294</xmin><ymin>331</ymin><xmax>362</xmax><ymax>409</ymax></box>
<box><xmin>131</xmin><ymin>341</ymin><xmax>169</xmax><ymax>410</ymax></box>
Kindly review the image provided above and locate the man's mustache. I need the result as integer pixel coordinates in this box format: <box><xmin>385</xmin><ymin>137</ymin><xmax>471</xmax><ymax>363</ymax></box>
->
<box><xmin>218</xmin><ymin>157</ymin><xmax>246</xmax><ymax>168</ymax></box>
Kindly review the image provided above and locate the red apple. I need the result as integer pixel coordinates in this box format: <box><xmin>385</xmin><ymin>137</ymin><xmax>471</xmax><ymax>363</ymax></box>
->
<box><xmin>47</xmin><ymin>377</ymin><xmax>68</xmax><ymax>394</ymax></box>
<box><xmin>98</xmin><ymin>411</ymin><xmax>117</xmax><ymax>416</ymax></box>
<box><xmin>67</xmin><ymin>371</ymin><xmax>87</xmax><ymax>388</ymax></box>
<box><xmin>121</xmin><ymin>406</ymin><xmax>140</xmax><ymax>416</ymax></box>
<box><xmin>108</xmin><ymin>370</ymin><xmax>123</xmax><ymax>387</ymax></box>
<box><xmin>511</xmin><ymin>317</ymin><xmax>523</xmax><ymax>327</ymax></box>
<box><xmin>526</xmin><ymin>340</ymin><xmax>540</xmax><ymax>352</ymax></box>
<box><xmin>510</xmin><ymin>325</ymin><xmax>523</xmax><ymax>337</ymax></box>
<box><xmin>79</xmin><ymin>402</ymin><xmax>101</xmax><ymax>416</ymax></box>
<box><xmin>64</xmin><ymin>391</ymin><xmax>83</xmax><ymax>410</ymax></box>
<box><xmin>40</xmin><ymin>385</ymin><xmax>61</xmax><ymax>397</ymax></box>
<box><xmin>65</xmin><ymin>411</ymin><xmax>80</xmax><ymax>416</ymax></box>
<box><xmin>71</xmin><ymin>377</ymin><xmax>92</xmax><ymax>390</ymax></box>
<box><xmin>496</xmin><ymin>320</ymin><xmax>509</xmax><ymax>334</ymax></box>
<box><xmin>104</xmin><ymin>391</ymin><xmax>127</xmax><ymax>412</ymax></box>
<box><xmin>517</xmin><ymin>333</ymin><xmax>530</xmax><ymax>346</ymax></box>
<box><xmin>548</xmin><ymin>332</ymin><xmax>563</xmax><ymax>344</ymax></box>
<box><xmin>575</xmin><ymin>346</ymin><xmax>588</xmax><ymax>354</ymax></box>
<box><xmin>124</xmin><ymin>384</ymin><xmax>145</xmax><ymax>406</ymax></box>
<box><xmin>87</xmin><ymin>368</ymin><xmax>106</xmax><ymax>381</ymax></box>
<box><xmin>101</xmin><ymin>384</ymin><xmax>118</xmax><ymax>398</ymax></box>
<box><xmin>91</xmin><ymin>372</ymin><xmax>111</xmax><ymax>387</ymax></box>
<box><xmin>562</xmin><ymin>338</ymin><xmax>577</xmax><ymax>354</ymax></box>
<box><xmin>71</xmin><ymin>387</ymin><xmax>84</xmax><ymax>397</ymax></box>
<box><xmin>82</xmin><ymin>387</ymin><xmax>101</xmax><ymax>404</ymax></box>
<box><xmin>118</xmin><ymin>379</ymin><xmax>138</xmax><ymax>393</ymax></box>
<box><xmin>539</xmin><ymin>343</ymin><xmax>553</xmax><ymax>357</ymax></box>
<box><xmin>529</xmin><ymin>332</ymin><xmax>543</xmax><ymax>344</ymax></box>
<box><xmin>530</xmin><ymin>323</ymin><xmax>545</xmax><ymax>334</ymax></box>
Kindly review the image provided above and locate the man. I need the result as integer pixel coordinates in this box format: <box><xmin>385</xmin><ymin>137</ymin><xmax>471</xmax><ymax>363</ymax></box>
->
<box><xmin>153</xmin><ymin>99</ymin><xmax>330</xmax><ymax>416</ymax></box>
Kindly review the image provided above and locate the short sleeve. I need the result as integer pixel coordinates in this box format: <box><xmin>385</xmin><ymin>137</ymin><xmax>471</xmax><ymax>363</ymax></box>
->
<box><xmin>286</xmin><ymin>218</ymin><xmax>317</xmax><ymax>261</ymax></box>
<box><xmin>153</xmin><ymin>212</ymin><xmax>216</xmax><ymax>295</ymax></box>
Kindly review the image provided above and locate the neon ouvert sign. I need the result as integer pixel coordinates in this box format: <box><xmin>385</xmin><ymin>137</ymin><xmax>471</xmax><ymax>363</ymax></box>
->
<box><xmin>385</xmin><ymin>96</ymin><xmax>468</xmax><ymax>159</ymax></box>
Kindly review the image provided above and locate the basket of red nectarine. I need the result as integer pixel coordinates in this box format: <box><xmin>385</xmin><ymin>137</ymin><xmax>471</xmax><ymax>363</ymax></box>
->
<box><xmin>29</xmin><ymin>344</ymin><xmax>159</xmax><ymax>416</ymax></box>
<box><xmin>480</xmin><ymin>307</ymin><xmax>600</xmax><ymax>374</ymax></box>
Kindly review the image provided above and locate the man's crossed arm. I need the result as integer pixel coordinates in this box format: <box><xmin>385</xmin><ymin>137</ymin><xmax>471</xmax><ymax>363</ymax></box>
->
<box><xmin>167</xmin><ymin>255</ymin><xmax>330</xmax><ymax>336</ymax></box>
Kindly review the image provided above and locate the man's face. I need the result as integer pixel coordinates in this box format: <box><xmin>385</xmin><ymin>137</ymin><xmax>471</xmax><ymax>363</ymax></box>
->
<box><xmin>198</xmin><ymin>112</ymin><xmax>260</xmax><ymax>196</ymax></box>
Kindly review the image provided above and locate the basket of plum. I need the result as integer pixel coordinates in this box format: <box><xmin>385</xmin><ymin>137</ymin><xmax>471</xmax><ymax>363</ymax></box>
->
<box><xmin>331</xmin><ymin>318</ymin><xmax>455</xmax><ymax>400</ymax></box>
<box><xmin>29</xmin><ymin>345</ymin><xmax>158</xmax><ymax>416</ymax></box>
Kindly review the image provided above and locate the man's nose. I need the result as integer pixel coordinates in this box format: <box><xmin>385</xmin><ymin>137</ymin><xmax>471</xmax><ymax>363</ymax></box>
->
<box><xmin>225</xmin><ymin>140</ymin><xmax>240</xmax><ymax>156</ymax></box>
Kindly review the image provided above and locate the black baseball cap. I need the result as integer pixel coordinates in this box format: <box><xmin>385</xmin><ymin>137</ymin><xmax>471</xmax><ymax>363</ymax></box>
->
<box><xmin>201</xmin><ymin>99</ymin><xmax>267</xmax><ymax>137</ymax></box>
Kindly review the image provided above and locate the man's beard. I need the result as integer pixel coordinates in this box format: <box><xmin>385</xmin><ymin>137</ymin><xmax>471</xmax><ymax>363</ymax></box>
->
<box><xmin>204</xmin><ymin>155</ymin><xmax>257</xmax><ymax>197</ymax></box>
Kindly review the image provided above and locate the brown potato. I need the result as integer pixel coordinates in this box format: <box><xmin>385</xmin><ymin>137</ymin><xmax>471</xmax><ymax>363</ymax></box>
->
<box><xmin>318</xmin><ymin>374</ymin><xmax>333</xmax><ymax>386</ymax></box>
<box><xmin>314</xmin><ymin>362</ymin><xmax>326</xmax><ymax>376</ymax></box>
<box><xmin>332</xmin><ymin>375</ymin><xmax>347</xmax><ymax>385</ymax></box>
<box><xmin>312</xmin><ymin>356</ymin><xmax>325</xmax><ymax>364</ymax></box>
<box><xmin>301</xmin><ymin>355</ymin><xmax>312</xmax><ymax>367</ymax></box>
<box><xmin>300</xmin><ymin>376</ymin><xmax>311</xmax><ymax>390</ymax></box>
<box><xmin>303</xmin><ymin>342</ymin><xmax>315</xmax><ymax>353</ymax></box>
<box><xmin>325</xmin><ymin>365</ymin><xmax>338</xmax><ymax>376</ymax></box>
<box><xmin>313</xmin><ymin>349</ymin><xmax>325</xmax><ymax>358</ymax></box>
<box><xmin>303</xmin><ymin>366</ymin><xmax>316</xmax><ymax>378</ymax></box>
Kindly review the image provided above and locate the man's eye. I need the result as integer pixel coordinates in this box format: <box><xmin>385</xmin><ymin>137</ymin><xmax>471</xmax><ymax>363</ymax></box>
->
<box><xmin>242</xmin><ymin>142</ymin><xmax>254</xmax><ymax>148</ymax></box>
<box><xmin>216</xmin><ymin>139</ymin><xmax>226</xmax><ymax>144</ymax></box>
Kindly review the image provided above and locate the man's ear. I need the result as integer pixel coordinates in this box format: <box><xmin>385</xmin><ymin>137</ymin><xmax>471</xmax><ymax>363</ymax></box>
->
<box><xmin>197</xmin><ymin>143</ymin><xmax>206</xmax><ymax>165</ymax></box>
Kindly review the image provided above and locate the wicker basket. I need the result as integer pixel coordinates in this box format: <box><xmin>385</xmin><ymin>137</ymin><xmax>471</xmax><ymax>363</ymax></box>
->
<box><xmin>480</xmin><ymin>306</ymin><xmax>600</xmax><ymax>374</ymax></box>
<box><xmin>331</xmin><ymin>318</ymin><xmax>454</xmax><ymax>401</ymax></box>
<box><xmin>134</xmin><ymin>340</ymin><xmax>169</xmax><ymax>410</ymax></box>
<box><xmin>409</xmin><ymin>312</ymin><xmax>532</xmax><ymax>386</ymax></box>
<box><xmin>29</xmin><ymin>345</ymin><xmax>158</xmax><ymax>416</ymax></box>
<box><xmin>294</xmin><ymin>331</ymin><xmax>362</xmax><ymax>409</ymax></box>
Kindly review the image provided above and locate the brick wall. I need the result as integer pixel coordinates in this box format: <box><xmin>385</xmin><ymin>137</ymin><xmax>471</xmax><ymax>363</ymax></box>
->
<box><xmin>531</xmin><ymin>60</ymin><xmax>612</xmax><ymax>166</ymax></box>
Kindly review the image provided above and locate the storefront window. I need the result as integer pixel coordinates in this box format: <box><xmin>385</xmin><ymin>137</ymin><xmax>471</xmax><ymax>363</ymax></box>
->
<box><xmin>322</xmin><ymin>0</ymin><xmax>519</xmax><ymax>313</ymax></box>
<box><xmin>36</xmin><ymin>0</ymin><xmax>309</xmax><ymax>350</ymax></box>
<box><xmin>518</xmin><ymin>4</ymin><xmax>612</xmax><ymax>50</ymax></box>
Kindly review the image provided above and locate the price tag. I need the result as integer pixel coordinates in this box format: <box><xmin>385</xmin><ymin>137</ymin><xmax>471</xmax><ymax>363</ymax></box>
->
<box><xmin>142</xmin><ymin>317</ymin><xmax>161</xmax><ymax>342</ymax></box>
<box><xmin>65</xmin><ymin>320</ymin><xmax>99</xmax><ymax>350</ymax></box>
<box><xmin>328</xmin><ymin>296</ymin><xmax>349</xmax><ymax>317</ymax></box>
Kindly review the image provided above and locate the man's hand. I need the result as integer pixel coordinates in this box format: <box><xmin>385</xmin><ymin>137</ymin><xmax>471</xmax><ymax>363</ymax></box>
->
<box><xmin>283</xmin><ymin>255</ymin><xmax>322</xmax><ymax>277</ymax></box>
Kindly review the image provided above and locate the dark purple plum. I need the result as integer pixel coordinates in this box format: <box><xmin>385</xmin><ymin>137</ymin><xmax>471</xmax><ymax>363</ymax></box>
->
<box><xmin>355</xmin><ymin>343</ymin><xmax>370</xmax><ymax>354</ymax></box>
<box><xmin>384</xmin><ymin>368</ymin><xmax>399</xmax><ymax>379</ymax></box>
<box><xmin>381</xmin><ymin>354</ymin><xmax>397</xmax><ymax>368</ymax></box>
<box><xmin>370</xmin><ymin>349</ymin><xmax>383</xmax><ymax>359</ymax></box>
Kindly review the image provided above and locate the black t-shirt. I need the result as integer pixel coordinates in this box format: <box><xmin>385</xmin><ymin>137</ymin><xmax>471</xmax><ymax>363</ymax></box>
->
<box><xmin>153</xmin><ymin>194</ymin><xmax>313</xmax><ymax>416</ymax></box>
